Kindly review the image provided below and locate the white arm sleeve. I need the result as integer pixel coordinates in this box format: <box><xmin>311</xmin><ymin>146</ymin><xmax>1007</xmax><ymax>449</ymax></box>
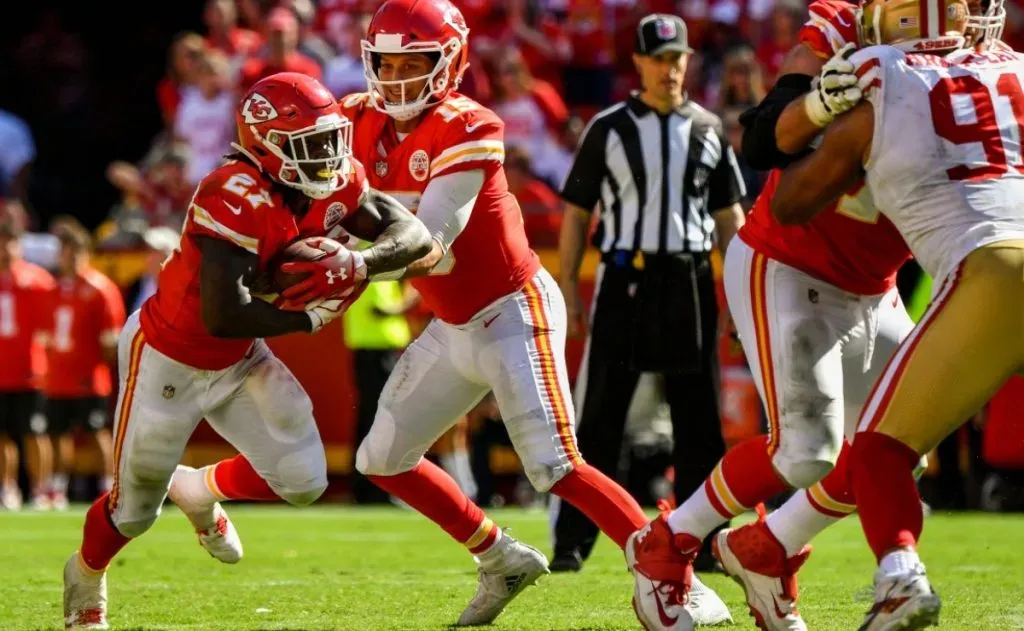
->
<box><xmin>416</xmin><ymin>169</ymin><xmax>484</xmax><ymax>255</ymax></box>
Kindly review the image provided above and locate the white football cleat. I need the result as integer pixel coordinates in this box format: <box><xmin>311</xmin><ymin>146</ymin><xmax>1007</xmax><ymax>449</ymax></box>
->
<box><xmin>1</xmin><ymin>486</ymin><xmax>22</xmax><ymax>511</ymax></box>
<box><xmin>859</xmin><ymin>562</ymin><xmax>940</xmax><ymax>631</ymax></box>
<box><xmin>63</xmin><ymin>552</ymin><xmax>109</xmax><ymax>630</ymax></box>
<box><xmin>456</xmin><ymin>533</ymin><xmax>549</xmax><ymax>626</ymax></box>
<box><xmin>712</xmin><ymin>522</ymin><xmax>808</xmax><ymax>631</ymax></box>
<box><xmin>168</xmin><ymin>465</ymin><xmax>243</xmax><ymax>564</ymax></box>
<box><xmin>626</xmin><ymin>518</ymin><xmax>733</xmax><ymax>630</ymax></box>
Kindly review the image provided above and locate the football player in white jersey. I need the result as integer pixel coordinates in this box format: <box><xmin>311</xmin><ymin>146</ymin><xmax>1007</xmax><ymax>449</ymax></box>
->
<box><xmin>770</xmin><ymin>0</ymin><xmax>1022</xmax><ymax>629</ymax></box>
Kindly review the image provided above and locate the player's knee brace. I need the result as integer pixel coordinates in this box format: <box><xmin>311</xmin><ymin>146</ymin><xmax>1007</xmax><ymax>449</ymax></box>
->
<box><xmin>270</xmin><ymin>444</ymin><xmax>328</xmax><ymax>506</ymax></box>
<box><xmin>114</xmin><ymin>514</ymin><xmax>159</xmax><ymax>538</ymax></box>
<box><xmin>354</xmin><ymin>409</ymin><xmax>421</xmax><ymax>477</ymax></box>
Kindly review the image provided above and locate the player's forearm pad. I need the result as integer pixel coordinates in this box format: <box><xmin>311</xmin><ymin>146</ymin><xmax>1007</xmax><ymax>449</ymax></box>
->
<box><xmin>739</xmin><ymin>73</ymin><xmax>814</xmax><ymax>171</ymax></box>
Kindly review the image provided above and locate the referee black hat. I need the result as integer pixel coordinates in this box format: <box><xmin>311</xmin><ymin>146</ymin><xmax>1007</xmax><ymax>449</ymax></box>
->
<box><xmin>635</xmin><ymin>14</ymin><xmax>693</xmax><ymax>56</ymax></box>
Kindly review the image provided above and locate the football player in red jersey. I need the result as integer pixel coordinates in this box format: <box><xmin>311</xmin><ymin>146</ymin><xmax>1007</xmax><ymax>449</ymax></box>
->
<box><xmin>40</xmin><ymin>219</ymin><xmax>126</xmax><ymax>511</ymax></box>
<box><xmin>0</xmin><ymin>214</ymin><xmax>54</xmax><ymax>512</ymax></box>
<box><xmin>62</xmin><ymin>73</ymin><xmax>431</xmax><ymax>630</ymax></box>
<box><xmin>627</xmin><ymin>2</ymin><xmax>923</xmax><ymax>629</ymax></box>
<box><xmin>327</xmin><ymin>1</ymin><xmax>728</xmax><ymax>626</ymax></box>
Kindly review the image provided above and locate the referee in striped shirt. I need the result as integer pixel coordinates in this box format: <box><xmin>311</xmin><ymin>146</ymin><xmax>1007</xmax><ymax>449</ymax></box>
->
<box><xmin>551</xmin><ymin>13</ymin><xmax>746</xmax><ymax>572</ymax></box>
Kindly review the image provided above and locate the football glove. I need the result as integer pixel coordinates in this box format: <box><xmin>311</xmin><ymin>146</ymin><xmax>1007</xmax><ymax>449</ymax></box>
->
<box><xmin>804</xmin><ymin>43</ymin><xmax>862</xmax><ymax>128</ymax></box>
<box><xmin>281</xmin><ymin>237</ymin><xmax>367</xmax><ymax>304</ymax></box>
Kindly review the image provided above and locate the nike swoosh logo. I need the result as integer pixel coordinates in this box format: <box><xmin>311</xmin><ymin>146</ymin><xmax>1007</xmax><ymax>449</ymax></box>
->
<box><xmin>653</xmin><ymin>590</ymin><xmax>679</xmax><ymax>627</ymax></box>
<box><xmin>483</xmin><ymin>314</ymin><xmax>500</xmax><ymax>328</ymax></box>
<box><xmin>224</xmin><ymin>201</ymin><xmax>243</xmax><ymax>215</ymax></box>
<box><xmin>466</xmin><ymin>121</ymin><xmax>484</xmax><ymax>133</ymax></box>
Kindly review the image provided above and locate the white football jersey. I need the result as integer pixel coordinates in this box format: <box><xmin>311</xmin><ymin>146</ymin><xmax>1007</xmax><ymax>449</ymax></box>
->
<box><xmin>852</xmin><ymin>45</ymin><xmax>1024</xmax><ymax>284</ymax></box>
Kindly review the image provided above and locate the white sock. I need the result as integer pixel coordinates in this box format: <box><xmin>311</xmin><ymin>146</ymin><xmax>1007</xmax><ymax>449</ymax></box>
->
<box><xmin>439</xmin><ymin>452</ymin><xmax>478</xmax><ymax>500</ymax></box>
<box><xmin>476</xmin><ymin>529</ymin><xmax>506</xmax><ymax>570</ymax></box>
<box><xmin>51</xmin><ymin>473</ymin><xmax>69</xmax><ymax>495</ymax></box>
<box><xmin>880</xmin><ymin>548</ymin><xmax>921</xmax><ymax>577</ymax></box>
<box><xmin>667</xmin><ymin>485</ymin><xmax>728</xmax><ymax>541</ymax></box>
<box><xmin>765</xmin><ymin>491</ymin><xmax>845</xmax><ymax>557</ymax></box>
<box><xmin>100</xmin><ymin>475</ymin><xmax>114</xmax><ymax>494</ymax></box>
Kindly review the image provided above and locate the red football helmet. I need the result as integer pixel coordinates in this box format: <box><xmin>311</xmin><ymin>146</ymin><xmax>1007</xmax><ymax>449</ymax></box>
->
<box><xmin>233</xmin><ymin>72</ymin><xmax>353</xmax><ymax>199</ymax></box>
<box><xmin>361</xmin><ymin>0</ymin><xmax>470</xmax><ymax>121</ymax></box>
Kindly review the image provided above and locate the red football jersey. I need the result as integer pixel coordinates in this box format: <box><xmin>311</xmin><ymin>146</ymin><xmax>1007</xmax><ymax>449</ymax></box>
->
<box><xmin>340</xmin><ymin>92</ymin><xmax>540</xmax><ymax>324</ymax></box>
<box><xmin>0</xmin><ymin>260</ymin><xmax>54</xmax><ymax>391</ymax></box>
<box><xmin>140</xmin><ymin>158</ymin><xmax>369</xmax><ymax>370</ymax></box>
<box><xmin>43</xmin><ymin>269</ymin><xmax>126</xmax><ymax>398</ymax></box>
<box><xmin>740</xmin><ymin>0</ymin><xmax>912</xmax><ymax>296</ymax></box>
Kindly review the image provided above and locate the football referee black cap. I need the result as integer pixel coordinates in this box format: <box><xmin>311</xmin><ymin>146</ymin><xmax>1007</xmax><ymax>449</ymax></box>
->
<box><xmin>635</xmin><ymin>14</ymin><xmax>693</xmax><ymax>56</ymax></box>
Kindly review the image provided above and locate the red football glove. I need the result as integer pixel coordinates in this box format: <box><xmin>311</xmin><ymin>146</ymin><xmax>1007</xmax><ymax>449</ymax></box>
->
<box><xmin>280</xmin><ymin>238</ymin><xmax>367</xmax><ymax>304</ymax></box>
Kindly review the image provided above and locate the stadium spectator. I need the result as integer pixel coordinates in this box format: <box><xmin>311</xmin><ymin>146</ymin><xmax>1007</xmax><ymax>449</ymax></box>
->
<box><xmin>755</xmin><ymin>0</ymin><xmax>805</xmax><ymax>83</ymax></box>
<box><xmin>125</xmin><ymin>227</ymin><xmax>180</xmax><ymax>316</ymax></box>
<box><xmin>0</xmin><ymin>212</ymin><xmax>54</xmax><ymax>511</ymax></box>
<box><xmin>0</xmin><ymin>110</ymin><xmax>35</xmax><ymax>212</ymax></box>
<box><xmin>473</xmin><ymin>1</ymin><xmax>573</xmax><ymax>89</ymax></box>
<box><xmin>487</xmin><ymin>49</ymin><xmax>574</xmax><ymax>188</ymax></box>
<box><xmin>156</xmin><ymin>33</ymin><xmax>207</xmax><ymax>130</ymax></box>
<box><xmin>286</xmin><ymin>0</ymin><xmax>338</xmax><ymax>68</ymax></box>
<box><xmin>173</xmin><ymin>51</ymin><xmax>236</xmax><ymax>187</ymax></box>
<box><xmin>561</xmin><ymin>0</ymin><xmax>617</xmax><ymax>114</ymax></box>
<box><xmin>711</xmin><ymin>43</ymin><xmax>767</xmax><ymax>111</ymax></box>
<box><xmin>504</xmin><ymin>147</ymin><xmax>562</xmax><ymax>248</ymax></box>
<box><xmin>41</xmin><ymin>218</ymin><xmax>125</xmax><ymax>509</ymax></box>
<box><xmin>721</xmin><ymin>107</ymin><xmax>764</xmax><ymax>208</ymax></box>
<box><xmin>323</xmin><ymin>12</ymin><xmax>372</xmax><ymax>98</ymax></box>
<box><xmin>239</xmin><ymin>6</ymin><xmax>322</xmax><ymax>92</ymax></box>
<box><xmin>104</xmin><ymin>143</ymin><xmax>192</xmax><ymax>234</ymax></box>
<box><xmin>203</xmin><ymin>0</ymin><xmax>264</xmax><ymax>70</ymax></box>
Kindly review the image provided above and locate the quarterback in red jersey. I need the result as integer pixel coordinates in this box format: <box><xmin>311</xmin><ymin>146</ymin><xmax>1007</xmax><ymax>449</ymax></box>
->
<box><xmin>0</xmin><ymin>215</ymin><xmax>54</xmax><ymax>512</ymax></box>
<box><xmin>63</xmin><ymin>72</ymin><xmax>430</xmax><ymax>630</ymax></box>
<box><xmin>41</xmin><ymin>219</ymin><xmax>126</xmax><ymax>511</ymax></box>
<box><xmin>331</xmin><ymin>0</ymin><xmax>662</xmax><ymax>625</ymax></box>
<box><xmin>629</xmin><ymin>2</ymin><xmax>919</xmax><ymax>629</ymax></box>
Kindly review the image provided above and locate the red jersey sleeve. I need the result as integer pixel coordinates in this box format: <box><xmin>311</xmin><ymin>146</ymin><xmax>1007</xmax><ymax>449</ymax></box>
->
<box><xmin>429</xmin><ymin>99</ymin><xmax>506</xmax><ymax>179</ymax></box>
<box><xmin>799</xmin><ymin>0</ymin><xmax>859</xmax><ymax>59</ymax></box>
<box><xmin>187</xmin><ymin>164</ymin><xmax>271</xmax><ymax>256</ymax></box>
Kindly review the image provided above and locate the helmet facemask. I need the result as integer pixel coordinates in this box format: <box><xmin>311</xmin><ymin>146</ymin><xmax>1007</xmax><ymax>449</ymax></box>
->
<box><xmin>966</xmin><ymin>0</ymin><xmax>1006</xmax><ymax>47</ymax></box>
<box><xmin>361</xmin><ymin>34</ymin><xmax>465</xmax><ymax>121</ymax></box>
<box><xmin>240</xmin><ymin>113</ymin><xmax>353</xmax><ymax>200</ymax></box>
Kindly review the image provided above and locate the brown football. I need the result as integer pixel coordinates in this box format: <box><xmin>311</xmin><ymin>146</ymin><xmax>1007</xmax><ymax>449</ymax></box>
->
<box><xmin>269</xmin><ymin>237</ymin><xmax>330</xmax><ymax>293</ymax></box>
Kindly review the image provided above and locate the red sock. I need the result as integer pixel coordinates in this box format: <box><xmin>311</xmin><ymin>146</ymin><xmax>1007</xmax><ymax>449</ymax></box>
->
<box><xmin>369</xmin><ymin>460</ymin><xmax>498</xmax><ymax>553</ymax></box>
<box><xmin>213</xmin><ymin>455</ymin><xmax>279</xmax><ymax>501</ymax></box>
<box><xmin>80</xmin><ymin>493</ymin><xmax>131</xmax><ymax>571</ymax></box>
<box><xmin>806</xmin><ymin>442</ymin><xmax>857</xmax><ymax>518</ymax></box>
<box><xmin>550</xmin><ymin>463</ymin><xmax>647</xmax><ymax>549</ymax></box>
<box><xmin>851</xmin><ymin>432</ymin><xmax>923</xmax><ymax>561</ymax></box>
<box><xmin>707</xmin><ymin>435</ymin><xmax>789</xmax><ymax>518</ymax></box>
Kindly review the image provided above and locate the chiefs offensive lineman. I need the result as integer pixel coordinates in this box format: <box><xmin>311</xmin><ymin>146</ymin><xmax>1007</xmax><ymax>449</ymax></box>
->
<box><xmin>312</xmin><ymin>0</ymin><xmax>729</xmax><ymax>626</ymax></box>
<box><xmin>62</xmin><ymin>73</ymin><xmax>430</xmax><ymax>630</ymax></box>
<box><xmin>627</xmin><ymin>1</ymin><xmax>924</xmax><ymax>630</ymax></box>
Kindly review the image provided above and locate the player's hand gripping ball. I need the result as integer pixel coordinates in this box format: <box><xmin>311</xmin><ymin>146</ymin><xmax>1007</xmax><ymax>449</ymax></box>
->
<box><xmin>276</xmin><ymin>236</ymin><xmax>367</xmax><ymax>305</ymax></box>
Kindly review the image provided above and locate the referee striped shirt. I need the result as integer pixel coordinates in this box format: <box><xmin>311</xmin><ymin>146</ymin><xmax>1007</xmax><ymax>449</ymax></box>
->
<box><xmin>561</xmin><ymin>94</ymin><xmax>745</xmax><ymax>254</ymax></box>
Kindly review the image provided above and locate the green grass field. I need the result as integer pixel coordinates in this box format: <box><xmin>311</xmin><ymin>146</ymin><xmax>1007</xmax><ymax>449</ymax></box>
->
<box><xmin>2</xmin><ymin>506</ymin><xmax>1023</xmax><ymax>630</ymax></box>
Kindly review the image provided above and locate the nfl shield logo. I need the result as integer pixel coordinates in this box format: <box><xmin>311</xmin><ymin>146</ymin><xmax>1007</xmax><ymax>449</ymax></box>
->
<box><xmin>655</xmin><ymin>18</ymin><xmax>676</xmax><ymax>40</ymax></box>
<box><xmin>162</xmin><ymin>385</ymin><xmax>176</xmax><ymax>399</ymax></box>
<box><xmin>375</xmin><ymin>160</ymin><xmax>388</xmax><ymax>177</ymax></box>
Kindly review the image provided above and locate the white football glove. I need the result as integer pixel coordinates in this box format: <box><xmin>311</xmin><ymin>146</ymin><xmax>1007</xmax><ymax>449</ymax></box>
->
<box><xmin>305</xmin><ymin>298</ymin><xmax>346</xmax><ymax>333</ymax></box>
<box><xmin>804</xmin><ymin>43</ymin><xmax>863</xmax><ymax>128</ymax></box>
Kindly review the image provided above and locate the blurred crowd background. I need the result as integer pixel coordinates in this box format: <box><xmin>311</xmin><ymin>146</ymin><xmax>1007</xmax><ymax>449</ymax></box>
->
<box><xmin>2</xmin><ymin>0</ymin><xmax>1024</xmax><ymax>513</ymax></box>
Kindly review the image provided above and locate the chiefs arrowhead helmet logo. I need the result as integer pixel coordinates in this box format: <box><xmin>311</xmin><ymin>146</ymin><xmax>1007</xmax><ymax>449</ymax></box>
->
<box><xmin>242</xmin><ymin>93</ymin><xmax>278</xmax><ymax>124</ymax></box>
